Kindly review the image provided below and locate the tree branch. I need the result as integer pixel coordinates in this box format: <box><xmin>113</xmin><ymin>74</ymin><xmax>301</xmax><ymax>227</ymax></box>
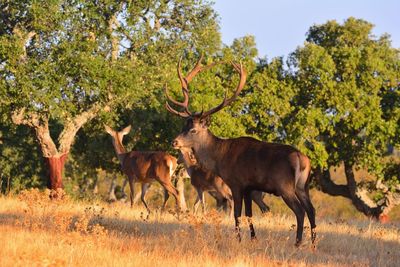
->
<box><xmin>11</xmin><ymin>108</ymin><xmax>58</xmax><ymax>157</ymax></box>
<box><xmin>108</xmin><ymin>14</ymin><xmax>120</xmax><ymax>62</ymax></box>
<box><xmin>313</xmin><ymin>167</ymin><xmax>350</xmax><ymax>198</ymax></box>
<box><xmin>315</xmin><ymin>163</ymin><xmax>400</xmax><ymax>220</ymax></box>
<box><xmin>58</xmin><ymin>104</ymin><xmax>103</xmax><ymax>154</ymax></box>
<box><xmin>344</xmin><ymin>162</ymin><xmax>381</xmax><ymax>218</ymax></box>
<box><xmin>12</xmin><ymin>27</ymin><xmax>36</xmax><ymax>61</ymax></box>
<box><xmin>376</xmin><ymin>179</ymin><xmax>400</xmax><ymax>216</ymax></box>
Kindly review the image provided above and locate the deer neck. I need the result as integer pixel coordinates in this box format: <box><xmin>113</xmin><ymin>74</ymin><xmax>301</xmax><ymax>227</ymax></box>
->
<box><xmin>179</xmin><ymin>151</ymin><xmax>197</xmax><ymax>175</ymax></box>
<box><xmin>192</xmin><ymin>130</ymin><xmax>224</xmax><ymax>175</ymax></box>
<box><xmin>111</xmin><ymin>138</ymin><xmax>128</xmax><ymax>167</ymax></box>
<box><xmin>180</xmin><ymin>153</ymin><xmax>191</xmax><ymax>167</ymax></box>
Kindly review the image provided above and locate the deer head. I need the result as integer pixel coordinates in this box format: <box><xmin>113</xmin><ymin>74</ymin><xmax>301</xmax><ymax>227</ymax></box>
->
<box><xmin>104</xmin><ymin>125</ymin><xmax>131</xmax><ymax>155</ymax></box>
<box><xmin>165</xmin><ymin>56</ymin><xmax>247</xmax><ymax>150</ymax></box>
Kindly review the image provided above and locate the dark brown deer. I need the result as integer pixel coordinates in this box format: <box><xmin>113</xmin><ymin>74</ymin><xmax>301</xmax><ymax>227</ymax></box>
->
<box><xmin>178</xmin><ymin>149</ymin><xmax>270</xmax><ymax>215</ymax></box>
<box><xmin>105</xmin><ymin>125</ymin><xmax>187</xmax><ymax>212</ymax></box>
<box><xmin>165</xmin><ymin>56</ymin><xmax>316</xmax><ymax>246</ymax></box>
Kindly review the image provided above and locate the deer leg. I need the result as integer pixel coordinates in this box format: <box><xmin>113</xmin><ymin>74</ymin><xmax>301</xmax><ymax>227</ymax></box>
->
<box><xmin>295</xmin><ymin>186</ymin><xmax>316</xmax><ymax>245</ymax></box>
<box><xmin>232</xmin><ymin>189</ymin><xmax>244</xmax><ymax>242</ymax></box>
<box><xmin>140</xmin><ymin>183</ymin><xmax>151</xmax><ymax>214</ymax></box>
<box><xmin>214</xmin><ymin>188</ymin><xmax>233</xmax><ymax>218</ymax></box>
<box><xmin>193</xmin><ymin>196</ymin><xmax>200</xmax><ymax>214</ymax></box>
<box><xmin>251</xmin><ymin>191</ymin><xmax>270</xmax><ymax>213</ymax></box>
<box><xmin>244</xmin><ymin>191</ymin><xmax>256</xmax><ymax>240</ymax></box>
<box><xmin>193</xmin><ymin>188</ymin><xmax>204</xmax><ymax>214</ymax></box>
<box><xmin>121</xmin><ymin>178</ymin><xmax>129</xmax><ymax>199</ymax></box>
<box><xmin>127</xmin><ymin>177</ymin><xmax>135</xmax><ymax>208</ymax></box>
<box><xmin>160</xmin><ymin>181</ymin><xmax>181</xmax><ymax>210</ymax></box>
<box><xmin>228</xmin><ymin>198</ymin><xmax>234</xmax><ymax>219</ymax></box>
<box><xmin>208</xmin><ymin>191</ymin><xmax>228</xmax><ymax>213</ymax></box>
<box><xmin>282</xmin><ymin>194</ymin><xmax>305</xmax><ymax>246</ymax></box>
<box><xmin>200</xmin><ymin>191</ymin><xmax>206</xmax><ymax>213</ymax></box>
<box><xmin>175</xmin><ymin>174</ymin><xmax>187</xmax><ymax>211</ymax></box>
<box><xmin>162</xmin><ymin>188</ymin><xmax>170</xmax><ymax>210</ymax></box>
<box><xmin>212</xmin><ymin>181</ymin><xmax>233</xmax><ymax>217</ymax></box>
<box><xmin>133</xmin><ymin>185</ymin><xmax>142</xmax><ymax>205</ymax></box>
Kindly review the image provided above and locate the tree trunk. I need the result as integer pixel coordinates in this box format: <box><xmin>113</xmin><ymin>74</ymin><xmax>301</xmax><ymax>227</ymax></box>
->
<box><xmin>12</xmin><ymin>107</ymin><xmax>103</xmax><ymax>192</ymax></box>
<box><xmin>46</xmin><ymin>153</ymin><xmax>68</xmax><ymax>190</ymax></box>
<box><xmin>343</xmin><ymin>162</ymin><xmax>381</xmax><ymax>219</ymax></box>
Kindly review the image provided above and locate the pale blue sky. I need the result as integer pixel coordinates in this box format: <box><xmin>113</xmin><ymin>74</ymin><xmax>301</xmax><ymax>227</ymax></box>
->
<box><xmin>213</xmin><ymin>0</ymin><xmax>399</xmax><ymax>59</ymax></box>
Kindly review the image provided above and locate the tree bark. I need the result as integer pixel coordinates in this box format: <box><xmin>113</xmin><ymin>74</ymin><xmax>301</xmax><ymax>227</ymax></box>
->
<box><xmin>46</xmin><ymin>153</ymin><xmax>68</xmax><ymax>190</ymax></box>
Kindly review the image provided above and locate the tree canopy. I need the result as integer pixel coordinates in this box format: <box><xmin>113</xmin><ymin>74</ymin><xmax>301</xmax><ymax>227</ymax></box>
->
<box><xmin>0</xmin><ymin>0</ymin><xmax>221</xmax><ymax>189</ymax></box>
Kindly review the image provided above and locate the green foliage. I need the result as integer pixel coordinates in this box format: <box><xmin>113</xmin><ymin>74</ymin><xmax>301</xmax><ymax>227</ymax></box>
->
<box><xmin>0</xmin><ymin>124</ymin><xmax>47</xmax><ymax>193</ymax></box>
<box><xmin>0</xmin><ymin>0</ymin><xmax>222</xmax><ymax>192</ymax></box>
<box><xmin>289</xmin><ymin>18</ymin><xmax>399</xmax><ymax>175</ymax></box>
<box><xmin>382</xmin><ymin>161</ymin><xmax>400</xmax><ymax>192</ymax></box>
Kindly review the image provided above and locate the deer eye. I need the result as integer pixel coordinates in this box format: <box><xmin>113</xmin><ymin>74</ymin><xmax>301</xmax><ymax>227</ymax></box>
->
<box><xmin>189</xmin><ymin>128</ymin><xmax>197</xmax><ymax>134</ymax></box>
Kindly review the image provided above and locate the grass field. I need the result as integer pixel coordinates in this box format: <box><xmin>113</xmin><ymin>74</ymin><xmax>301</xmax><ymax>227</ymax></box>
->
<box><xmin>0</xmin><ymin>189</ymin><xmax>399</xmax><ymax>267</ymax></box>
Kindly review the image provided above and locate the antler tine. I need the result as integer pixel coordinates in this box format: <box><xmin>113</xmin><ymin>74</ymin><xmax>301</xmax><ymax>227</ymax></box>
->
<box><xmin>186</xmin><ymin>55</ymin><xmax>223</xmax><ymax>83</ymax></box>
<box><xmin>167</xmin><ymin>55</ymin><xmax>209</xmax><ymax>118</ymax></box>
<box><xmin>185</xmin><ymin>54</ymin><xmax>204</xmax><ymax>83</ymax></box>
<box><xmin>201</xmin><ymin>61</ymin><xmax>247</xmax><ymax>118</ymax></box>
<box><xmin>166</xmin><ymin>55</ymin><xmax>232</xmax><ymax>118</ymax></box>
<box><xmin>232</xmin><ymin>62</ymin><xmax>247</xmax><ymax>96</ymax></box>
<box><xmin>165</xmin><ymin>84</ymin><xmax>191</xmax><ymax>117</ymax></box>
<box><xmin>164</xmin><ymin>56</ymin><xmax>193</xmax><ymax>118</ymax></box>
<box><xmin>165</xmin><ymin>101</ymin><xmax>191</xmax><ymax>118</ymax></box>
<box><xmin>165</xmin><ymin>84</ymin><xmax>188</xmax><ymax>108</ymax></box>
<box><xmin>177</xmin><ymin>56</ymin><xmax>188</xmax><ymax>91</ymax></box>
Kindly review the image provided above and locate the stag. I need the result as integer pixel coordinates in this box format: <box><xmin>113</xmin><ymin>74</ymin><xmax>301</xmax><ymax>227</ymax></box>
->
<box><xmin>165</xmin><ymin>56</ymin><xmax>316</xmax><ymax>246</ymax></box>
<box><xmin>178</xmin><ymin>149</ymin><xmax>270</xmax><ymax>215</ymax></box>
<box><xmin>105</xmin><ymin>125</ymin><xmax>187</xmax><ymax>212</ymax></box>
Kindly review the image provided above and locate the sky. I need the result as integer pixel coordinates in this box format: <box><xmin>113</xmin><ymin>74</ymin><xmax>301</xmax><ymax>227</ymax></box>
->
<box><xmin>213</xmin><ymin>0</ymin><xmax>400</xmax><ymax>59</ymax></box>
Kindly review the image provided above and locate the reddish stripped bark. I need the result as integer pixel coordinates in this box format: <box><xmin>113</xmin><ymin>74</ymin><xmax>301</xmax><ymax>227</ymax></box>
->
<box><xmin>46</xmin><ymin>153</ymin><xmax>68</xmax><ymax>190</ymax></box>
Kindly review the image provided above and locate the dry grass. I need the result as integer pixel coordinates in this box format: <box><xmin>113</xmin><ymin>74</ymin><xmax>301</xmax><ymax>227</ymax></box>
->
<box><xmin>0</xmin><ymin>189</ymin><xmax>399</xmax><ymax>267</ymax></box>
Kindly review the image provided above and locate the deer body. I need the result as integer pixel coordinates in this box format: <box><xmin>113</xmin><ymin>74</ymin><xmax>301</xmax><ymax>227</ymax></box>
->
<box><xmin>122</xmin><ymin>151</ymin><xmax>176</xmax><ymax>184</ymax></box>
<box><xmin>179</xmin><ymin>149</ymin><xmax>270</xmax><ymax>215</ymax></box>
<box><xmin>178</xmin><ymin>149</ymin><xmax>232</xmax><ymax>214</ymax></box>
<box><xmin>165</xmin><ymin>56</ymin><xmax>316</xmax><ymax>246</ymax></box>
<box><xmin>105</xmin><ymin>125</ymin><xmax>186</xmax><ymax>211</ymax></box>
<box><xmin>192</xmin><ymin>135</ymin><xmax>309</xmax><ymax>196</ymax></box>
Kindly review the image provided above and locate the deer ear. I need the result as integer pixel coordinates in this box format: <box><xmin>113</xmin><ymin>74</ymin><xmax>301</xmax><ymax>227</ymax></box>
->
<box><xmin>104</xmin><ymin>125</ymin><xmax>114</xmax><ymax>135</ymax></box>
<box><xmin>121</xmin><ymin>125</ymin><xmax>132</xmax><ymax>136</ymax></box>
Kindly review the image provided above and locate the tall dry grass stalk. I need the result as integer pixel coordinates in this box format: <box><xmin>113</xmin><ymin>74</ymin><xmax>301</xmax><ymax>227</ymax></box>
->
<box><xmin>0</xmin><ymin>189</ymin><xmax>399</xmax><ymax>267</ymax></box>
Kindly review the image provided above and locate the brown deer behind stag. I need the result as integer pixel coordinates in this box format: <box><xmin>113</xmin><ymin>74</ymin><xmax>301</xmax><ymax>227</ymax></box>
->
<box><xmin>165</xmin><ymin>56</ymin><xmax>316</xmax><ymax>247</ymax></box>
<box><xmin>105</xmin><ymin>125</ymin><xmax>187</xmax><ymax>212</ymax></box>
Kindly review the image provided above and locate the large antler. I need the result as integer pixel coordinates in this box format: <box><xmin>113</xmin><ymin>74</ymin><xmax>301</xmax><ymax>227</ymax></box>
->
<box><xmin>201</xmin><ymin>62</ymin><xmax>247</xmax><ymax>118</ymax></box>
<box><xmin>165</xmin><ymin>55</ymin><xmax>218</xmax><ymax>118</ymax></box>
